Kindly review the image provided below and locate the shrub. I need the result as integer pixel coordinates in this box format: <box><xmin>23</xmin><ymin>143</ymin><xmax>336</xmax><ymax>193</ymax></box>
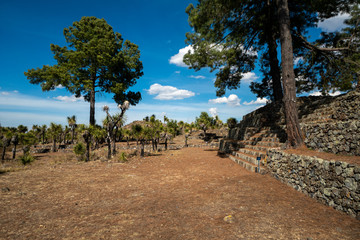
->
<box><xmin>20</xmin><ymin>154</ymin><xmax>34</xmax><ymax>165</ymax></box>
<box><xmin>117</xmin><ymin>152</ymin><xmax>128</xmax><ymax>162</ymax></box>
<box><xmin>73</xmin><ymin>142</ymin><xmax>86</xmax><ymax>161</ymax></box>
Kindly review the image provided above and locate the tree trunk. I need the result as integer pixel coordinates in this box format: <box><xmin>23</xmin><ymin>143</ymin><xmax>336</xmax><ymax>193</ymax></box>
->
<box><xmin>52</xmin><ymin>139</ymin><xmax>56</xmax><ymax>152</ymax></box>
<box><xmin>85</xmin><ymin>140</ymin><xmax>90</xmax><ymax>162</ymax></box>
<box><xmin>152</xmin><ymin>139</ymin><xmax>155</xmax><ymax>151</ymax></box>
<box><xmin>2</xmin><ymin>138</ymin><xmax>9</xmax><ymax>161</ymax></box>
<box><xmin>276</xmin><ymin>0</ymin><xmax>304</xmax><ymax>148</ymax></box>
<box><xmin>140</xmin><ymin>140</ymin><xmax>145</xmax><ymax>157</ymax></box>
<box><xmin>107</xmin><ymin>137</ymin><xmax>111</xmax><ymax>159</ymax></box>
<box><xmin>155</xmin><ymin>139</ymin><xmax>158</xmax><ymax>151</ymax></box>
<box><xmin>71</xmin><ymin>128</ymin><xmax>75</xmax><ymax>144</ymax></box>
<box><xmin>89</xmin><ymin>73</ymin><xmax>96</xmax><ymax>126</ymax></box>
<box><xmin>112</xmin><ymin>136</ymin><xmax>116</xmax><ymax>156</ymax></box>
<box><xmin>1</xmin><ymin>146</ymin><xmax>6</xmax><ymax>161</ymax></box>
<box><xmin>12</xmin><ymin>144</ymin><xmax>17</xmax><ymax>159</ymax></box>
<box><xmin>164</xmin><ymin>138</ymin><xmax>168</xmax><ymax>151</ymax></box>
<box><xmin>267</xmin><ymin>0</ymin><xmax>283</xmax><ymax>102</ymax></box>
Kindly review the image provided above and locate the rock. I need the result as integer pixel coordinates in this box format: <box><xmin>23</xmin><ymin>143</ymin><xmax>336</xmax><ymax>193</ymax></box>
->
<box><xmin>1</xmin><ymin>187</ymin><xmax>10</xmax><ymax>192</ymax></box>
<box><xmin>324</xmin><ymin>188</ymin><xmax>332</xmax><ymax>197</ymax></box>
<box><xmin>343</xmin><ymin>168</ymin><xmax>354</xmax><ymax>177</ymax></box>
<box><xmin>341</xmin><ymin>162</ymin><xmax>348</xmax><ymax>169</ymax></box>
<box><xmin>223</xmin><ymin>215</ymin><xmax>235</xmax><ymax>223</ymax></box>
<box><xmin>335</xmin><ymin>166</ymin><xmax>343</xmax><ymax>176</ymax></box>
<box><xmin>332</xmin><ymin>188</ymin><xmax>339</xmax><ymax>197</ymax></box>
<box><xmin>344</xmin><ymin>178</ymin><xmax>357</xmax><ymax>192</ymax></box>
<box><xmin>354</xmin><ymin>174</ymin><xmax>360</xmax><ymax>181</ymax></box>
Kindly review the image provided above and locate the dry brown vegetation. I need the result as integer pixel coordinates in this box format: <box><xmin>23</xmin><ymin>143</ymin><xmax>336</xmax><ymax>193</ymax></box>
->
<box><xmin>1</xmin><ymin>137</ymin><xmax>359</xmax><ymax>239</ymax></box>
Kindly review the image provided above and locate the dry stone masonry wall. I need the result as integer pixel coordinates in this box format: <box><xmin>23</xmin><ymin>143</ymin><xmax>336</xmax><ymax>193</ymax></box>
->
<box><xmin>300</xmin><ymin>91</ymin><xmax>360</xmax><ymax>156</ymax></box>
<box><xmin>267</xmin><ymin>149</ymin><xmax>360</xmax><ymax>219</ymax></box>
<box><xmin>302</xmin><ymin>121</ymin><xmax>360</xmax><ymax>155</ymax></box>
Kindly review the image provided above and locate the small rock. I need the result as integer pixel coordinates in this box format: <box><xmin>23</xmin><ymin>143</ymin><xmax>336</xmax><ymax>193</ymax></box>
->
<box><xmin>344</xmin><ymin>178</ymin><xmax>357</xmax><ymax>192</ymax></box>
<box><xmin>1</xmin><ymin>187</ymin><xmax>10</xmax><ymax>192</ymax></box>
<box><xmin>335</xmin><ymin>166</ymin><xmax>343</xmax><ymax>175</ymax></box>
<box><xmin>223</xmin><ymin>215</ymin><xmax>235</xmax><ymax>223</ymax></box>
<box><xmin>324</xmin><ymin>188</ymin><xmax>332</xmax><ymax>197</ymax></box>
<box><xmin>354</xmin><ymin>174</ymin><xmax>360</xmax><ymax>181</ymax></box>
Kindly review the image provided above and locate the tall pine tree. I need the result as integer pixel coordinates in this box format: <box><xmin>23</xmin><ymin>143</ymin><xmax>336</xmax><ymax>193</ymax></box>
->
<box><xmin>25</xmin><ymin>17</ymin><xmax>143</xmax><ymax>125</ymax></box>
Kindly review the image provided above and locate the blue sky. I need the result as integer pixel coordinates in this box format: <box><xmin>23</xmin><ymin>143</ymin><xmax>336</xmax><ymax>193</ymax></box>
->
<box><xmin>0</xmin><ymin>0</ymin><xmax>350</xmax><ymax>128</ymax></box>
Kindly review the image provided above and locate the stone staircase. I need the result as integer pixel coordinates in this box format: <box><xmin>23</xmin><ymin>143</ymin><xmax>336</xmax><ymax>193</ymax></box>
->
<box><xmin>229</xmin><ymin>127</ymin><xmax>283</xmax><ymax>173</ymax></box>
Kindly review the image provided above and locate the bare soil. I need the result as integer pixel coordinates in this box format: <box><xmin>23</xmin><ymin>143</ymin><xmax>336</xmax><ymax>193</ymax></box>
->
<box><xmin>1</xmin><ymin>146</ymin><xmax>359</xmax><ymax>240</ymax></box>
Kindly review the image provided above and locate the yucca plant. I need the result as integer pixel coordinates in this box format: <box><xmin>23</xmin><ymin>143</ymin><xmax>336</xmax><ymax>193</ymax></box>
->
<box><xmin>73</xmin><ymin>142</ymin><xmax>86</xmax><ymax>161</ymax></box>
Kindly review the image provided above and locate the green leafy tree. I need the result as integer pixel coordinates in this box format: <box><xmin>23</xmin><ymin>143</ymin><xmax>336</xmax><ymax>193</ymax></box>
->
<box><xmin>67</xmin><ymin>115</ymin><xmax>77</xmax><ymax>144</ymax></box>
<box><xmin>131</xmin><ymin>124</ymin><xmax>151</xmax><ymax>157</ymax></box>
<box><xmin>40</xmin><ymin>124</ymin><xmax>47</xmax><ymax>144</ymax></box>
<box><xmin>25</xmin><ymin>16</ymin><xmax>143</xmax><ymax>125</ymax></box>
<box><xmin>19</xmin><ymin>132</ymin><xmax>37</xmax><ymax>156</ymax></box>
<box><xmin>90</xmin><ymin>125</ymin><xmax>106</xmax><ymax>150</ymax></box>
<box><xmin>195</xmin><ymin>112</ymin><xmax>213</xmax><ymax>134</ymax></box>
<box><xmin>226</xmin><ymin>118</ymin><xmax>238</xmax><ymax>129</ymax></box>
<box><xmin>166</xmin><ymin>119</ymin><xmax>179</xmax><ymax>139</ymax></box>
<box><xmin>48</xmin><ymin>123</ymin><xmax>62</xmax><ymax>152</ymax></box>
<box><xmin>149</xmin><ymin>115</ymin><xmax>163</xmax><ymax>151</ymax></box>
<box><xmin>31</xmin><ymin>125</ymin><xmax>42</xmax><ymax>144</ymax></box>
<box><xmin>295</xmin><ymin>4</ymin><xmax>360</xmax><ymax>93</ymax></box>
<box><xmin>185</xmin><ymin>0</ymin><xmax>355</xmax><ymax>148</ymax></box>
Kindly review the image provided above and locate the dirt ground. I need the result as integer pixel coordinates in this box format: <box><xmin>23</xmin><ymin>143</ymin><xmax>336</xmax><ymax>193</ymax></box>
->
<box><xmin>1</xmin><ymin>146</ymin><xmax>360</xmax><ymax>240</ymax></box>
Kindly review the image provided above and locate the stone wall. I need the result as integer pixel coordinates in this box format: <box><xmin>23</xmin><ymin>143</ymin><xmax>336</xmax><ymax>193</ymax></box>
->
<box><xmin>300</xmin><ymin>91</ymin><xmax>360</xmax><ymax>156</ymax></box>
<box><xmin>302</xmin><ymin>120</ymin><xmax>360</xmax><ymax>155</ymax></box>
<box><xmin>221</xmin><ymin>90</ymin><xmax>360</xmax><ymax>156</ymax></box>
<box><xmin>267</xmin><ymin>149</ymin><xmax>360</xmax><ymax>219</ymax></box>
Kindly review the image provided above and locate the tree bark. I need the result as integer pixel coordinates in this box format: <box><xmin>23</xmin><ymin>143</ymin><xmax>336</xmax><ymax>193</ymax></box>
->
<box><xmin>89</xmin><ymin>74</ymin><xmax>96</xmax><ymax>126</ymax></box>
<box><xmin>52</xmin><ymin>139</ymin><xmax>57</xmax><ymax>152</ymax></box>
<box><xmin>107</xmin><ymin>137</ymin><xmax>111</xmax><ymax>159</ymax></box>
<box><xmin>71</xmin><ymin>128</ymin><xmax>75</xmax><ymax>144</ymax></box>
<box><xmin>12</xmin><ymin>144</ymin><xmax>17</xmax><ymax>159</ymax></box>
<box><xmin>2</xmin><ymin>138</ymin><xmax>9</xmax><ymax>161</ymax></box>
<box><xmin>276</xmin><ymin>0</ymin><xmax>304</xmax><ymax>148</ymax></box>
<box><xmin>266</xmin><ymin>0</ymin><xmax>283</xmax><ymax>102</ymax></box>
<box><xmin>140</xmin><ymin>140</ymin><xmax>145</xmax><ymax>157</ymax></box>
<box><xmin>164</xmin><ymin>138</ymin><xmax>168</xmax><ymax>151</ymax></box>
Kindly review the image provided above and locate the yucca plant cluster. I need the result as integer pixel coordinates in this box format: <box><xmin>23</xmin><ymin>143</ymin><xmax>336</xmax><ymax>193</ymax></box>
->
<box><xmin>0</xmin><ymin>111</ymin><xmax>230</xmax><ymax>164</ymax></box>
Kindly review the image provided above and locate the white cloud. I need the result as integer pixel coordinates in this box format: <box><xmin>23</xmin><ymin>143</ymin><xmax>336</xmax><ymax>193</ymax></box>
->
<box><xmin>309</xmin><ymin>91</ymin><xmax>342</xmax><ymax>96</ymax></box>
<box><xmin>0</xmin><ymin>90</ymin><xmax>267</xmax><ymax>129</ymax></box>
<box><xmin>147</xmin><ymin>83</ymin><xmax>195</xmax><ymax>100</ymax></box>
<box><xmin>1</xmin><ymin>91</ymin><xmax>10</xmax><ymax>96</ymax></box>
<box><xmin>209</xmin><ymin>107</ymin><xmax>218</xmax><ymax>118</ymax></box>
<box><xmin>175</xmin><ymin>71</ymin><xmax>181</xmax><ymax>74</ymax></box>
<box><xmin>243</xmin><ymin>98</ymin><xmax>268</xmax><ymax>105</ymax></box>
<box><xmin>55</xmin><ymin>84</ymin><xmax>65</xmax><ymax>90</ymax></box>
<box><xmin>241</xmin><ymin>72</ymin><xmax>258</xmax><ymax>83</ymax></box>
<box><xmin>209</xmin><ymin>94</ymin><xmax>241</xmax><ymax>106</ymax></box>
<box><xmin>294</xmin><ymin>56</ymin><xmax>304</xmax><ymax>65</ymax></box>
<box><xmin>169</xmin><ymin>45</ymin><xmax>194</xmax><ymax>67</ymax></box>
<box><xmin>54</xmin><ymin>95</ymin><xmax>84</xmax><ymax>102</ymax></box>
<box><xmin>189</xmin><ymin>75</ymin><xmax>206</xmax><ymax>79</ymax></box>
<box><xmin>317</xmin><ymin>13</ymin><xmax>350</xmax><ymax>32</ymax></box>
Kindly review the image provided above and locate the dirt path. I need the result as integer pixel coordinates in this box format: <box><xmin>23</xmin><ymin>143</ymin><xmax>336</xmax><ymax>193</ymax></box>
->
<box><xmin>1</xmin><ymin>147</ymin><xmax>359</xmax><ymax>239</ymax></box>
